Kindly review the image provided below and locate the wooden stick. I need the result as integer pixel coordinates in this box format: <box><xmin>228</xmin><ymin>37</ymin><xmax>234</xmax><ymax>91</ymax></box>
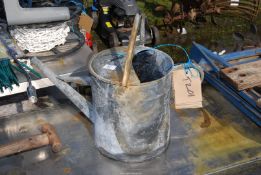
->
<box><xmin>0</xmin><ymin>134</ymin><xmax>49</xmax><ymax>158</ymax></box>
<box><xmin>122</xmin><ymin>14</ymin><xmax>141</xmax><ymax>87</ymax></box>
<box><xmin>0</xmin><ymin>123</ymin><xmax>62</xmax><ymax>158</ymax></box>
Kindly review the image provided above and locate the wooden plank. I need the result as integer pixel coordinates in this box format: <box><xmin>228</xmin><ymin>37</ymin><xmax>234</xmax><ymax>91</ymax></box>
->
<box><xmin>228</xmin><ymin>55</ymin><xmax>260</xmax><ymax>65</ymax></box>
<box><xmin>221</xmin><ymin>59</ymin><xmax>261</xmax><ymax>91</ymax></box>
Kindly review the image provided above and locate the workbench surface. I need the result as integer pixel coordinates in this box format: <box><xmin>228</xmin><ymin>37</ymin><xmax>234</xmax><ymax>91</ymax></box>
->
<box><xmin>0</xmin><ymin>84</ymin><xmax>260</xmax><ymax>175</ymax></box>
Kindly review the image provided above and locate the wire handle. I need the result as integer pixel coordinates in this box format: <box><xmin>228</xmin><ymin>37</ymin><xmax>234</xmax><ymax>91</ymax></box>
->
<box><xmin>154</xmin><ymin>44</ymin><xmax>195</xmax><ymax>72</ymax></box>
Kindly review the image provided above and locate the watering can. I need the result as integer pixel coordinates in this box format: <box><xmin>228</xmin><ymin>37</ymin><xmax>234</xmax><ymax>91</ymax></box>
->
<box><xmin>31</xmin><ymin>14</ymin><xmax>174</xmax><ymax>162</ymax></box>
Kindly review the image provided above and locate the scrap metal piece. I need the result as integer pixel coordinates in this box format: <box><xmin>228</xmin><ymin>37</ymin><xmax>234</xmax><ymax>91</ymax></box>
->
<box><xmin>2</xmin><ymin>0</ymin><xmax>70</xmax><ymax>25</ymax></box>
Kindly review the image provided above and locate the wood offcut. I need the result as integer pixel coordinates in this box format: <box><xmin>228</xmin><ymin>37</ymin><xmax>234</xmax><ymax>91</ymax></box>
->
<box><xmin>221</xmin><ymin>59</ymin><xmax>261</xmax><ymax>91</ymax></box>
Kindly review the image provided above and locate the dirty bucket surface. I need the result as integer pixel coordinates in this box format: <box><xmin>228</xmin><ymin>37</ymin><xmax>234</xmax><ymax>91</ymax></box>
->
<box><xmin>88</xmin><ymin>46</ymin><xmax>174</xmax><ymax>162</ymax></box>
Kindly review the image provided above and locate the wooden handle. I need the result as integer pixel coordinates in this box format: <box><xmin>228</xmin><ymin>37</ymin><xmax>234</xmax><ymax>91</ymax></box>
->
<box><xmin>0</xmin><ymin>134</ymin><xmax>49</xmax><ymax>158</ymax></box>
<box><xmin>41</xmin><ymin>123</ymin><xmax>62</xmax><ymax>152</ymax></box>
<box><xmin>0</xmin><ymin>123</ymin><xmax>62</xmax><ymax>158</ymax></box>
<box><xmin>122</xmin><ymin>14</ymin><xmax>141</xmax><ymax>87</ymax></box>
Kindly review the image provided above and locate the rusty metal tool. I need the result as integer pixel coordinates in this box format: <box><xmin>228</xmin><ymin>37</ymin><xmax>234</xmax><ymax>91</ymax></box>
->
<box><xmin>0</xmin><ymin>123</ymin><xmax>62</xmax><ymax>158</ymax></box>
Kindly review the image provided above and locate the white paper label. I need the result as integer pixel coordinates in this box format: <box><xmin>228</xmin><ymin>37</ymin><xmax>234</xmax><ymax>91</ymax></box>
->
<box><xmin>230</xmin><ymin>0</ymin><xmax>239</xmax><ymax>6</ymax></box>
<box><xmin>103</xmin><ymin>64</ymin><xmax>117</xmax><ymax>70</ymax></box>
<box><xmin>172</xmin><ymin>68</ymin><xmax>203</xmax><ymax>109</ymax></box>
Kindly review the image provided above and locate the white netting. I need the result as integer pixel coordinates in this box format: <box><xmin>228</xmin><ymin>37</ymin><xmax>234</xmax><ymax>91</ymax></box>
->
<box><xmin>10</xmin><ymin>22</ymin><xmax>70</xmax><ymax>53</ymax></box>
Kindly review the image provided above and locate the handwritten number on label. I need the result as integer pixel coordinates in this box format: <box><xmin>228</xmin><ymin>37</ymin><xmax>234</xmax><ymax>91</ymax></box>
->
<box><xmin>183</xmin><ymin>76</ymin><xmax>195</xmax><ymax>97</ymax></box>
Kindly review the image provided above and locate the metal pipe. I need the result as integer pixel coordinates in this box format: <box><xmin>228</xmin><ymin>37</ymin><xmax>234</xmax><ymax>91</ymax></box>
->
<box><xmin>3</xmin><ymin>0</ymin><xmax>70</xmax><ymax>25</ymax></box>
<box><xmin>31</xmin><ymin>57</ymin><xmax>95</xmax><ymax>123</ymax></box>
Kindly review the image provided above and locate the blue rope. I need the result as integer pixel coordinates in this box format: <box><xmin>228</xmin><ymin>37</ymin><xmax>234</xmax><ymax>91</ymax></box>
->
<box><xmin>68</xmin><ymin>0</ymin><xmax>87</xmax><ymax>14</ymax></box>
<box><xmin>154</xmin><ymin>44</ymin><xmax>199</xmax><ymax>76</ymax></box>
<box><xmin>102</xmin><ymin>44</ymin><xmax>201</xmax><ymax>77</ymax></box>
<box><xmin>154</xmin><ymin>44</ymin><xmax>191</xmax><ymax>63</ymax></box>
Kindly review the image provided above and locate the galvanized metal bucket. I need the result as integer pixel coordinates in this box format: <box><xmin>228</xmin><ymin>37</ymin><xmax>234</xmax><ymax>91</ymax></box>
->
<box><xmin>88</xmin><ymin>46</ymin><xmax>174</xmax><ymax>162</ymax></box>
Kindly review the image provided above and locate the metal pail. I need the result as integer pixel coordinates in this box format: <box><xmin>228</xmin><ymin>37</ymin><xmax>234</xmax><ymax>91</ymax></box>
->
<box><xmin>88</xmin><ymin>46</ymin><xmax>174</xmax><ymax>162</ymax></box>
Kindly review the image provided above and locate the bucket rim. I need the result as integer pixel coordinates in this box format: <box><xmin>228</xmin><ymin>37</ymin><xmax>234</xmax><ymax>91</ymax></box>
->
<box><xmin>88</xmin><ymin>46</ymin><xmax>174</xmax><ymax>87</ymax></box>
